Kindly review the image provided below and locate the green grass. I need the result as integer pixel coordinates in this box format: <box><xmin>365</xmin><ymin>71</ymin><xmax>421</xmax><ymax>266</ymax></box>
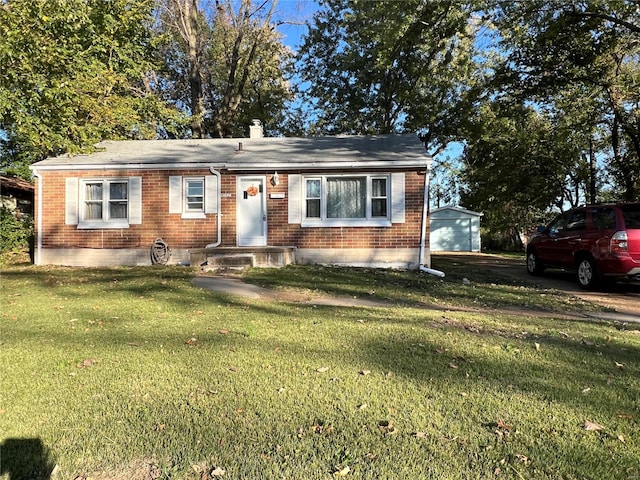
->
<box><xmin>243</xmin><ymin>256</ymin><xmax>601</xmax><ymax>314</ymax></box>
<box><xmin>1</xmin><ymin>260</ymin><xmax>639</xmax><ymax>479</ymax></box>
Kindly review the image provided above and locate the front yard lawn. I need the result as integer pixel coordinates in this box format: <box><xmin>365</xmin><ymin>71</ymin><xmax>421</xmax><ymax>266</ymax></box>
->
<box><xmin>1</xmin><ymin>260</ymin><xmax>638</xmax><ymax>479</ymax></box>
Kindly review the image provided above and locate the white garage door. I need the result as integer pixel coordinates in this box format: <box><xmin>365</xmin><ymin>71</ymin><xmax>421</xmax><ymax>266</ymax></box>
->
<box><xmin>431</xmin><ymin>218</ymin><xmax>472</xmax><ymax>251</ymax></box>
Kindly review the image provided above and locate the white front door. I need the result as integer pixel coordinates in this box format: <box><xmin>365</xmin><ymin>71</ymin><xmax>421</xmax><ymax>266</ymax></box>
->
<box><xmin>237</xmin><ymin>176</ymin><xmax>267</xmax><ymax>246</ymax></box>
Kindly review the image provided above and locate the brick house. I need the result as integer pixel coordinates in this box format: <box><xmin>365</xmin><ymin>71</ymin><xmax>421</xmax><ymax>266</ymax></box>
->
<box><xmin>30</xmin><ymin>128</ymin><xmax>436</xmax><ymax>270</ymax></box>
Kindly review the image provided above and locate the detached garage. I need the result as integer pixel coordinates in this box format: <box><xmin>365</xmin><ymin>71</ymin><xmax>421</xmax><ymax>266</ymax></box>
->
<box><xmin>430</xmin><ymin>206</ymin><xmax>482</xmax><ymax>252</ymax></box>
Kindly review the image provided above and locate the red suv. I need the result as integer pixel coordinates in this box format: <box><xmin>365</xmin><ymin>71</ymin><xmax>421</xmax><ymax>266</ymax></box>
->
<box><xmin>526</xmin><ymin>203</ymin><xmax>640</xmax><ymax>289</ymax></box>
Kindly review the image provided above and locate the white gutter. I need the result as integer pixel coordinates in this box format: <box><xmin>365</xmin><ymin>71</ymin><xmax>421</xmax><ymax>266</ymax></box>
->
<box><xmin>205</xmin><ymin>167</ymin><xmax>222</xmax><ymax>248</ymax></box>
<box><xmin>31</xmin><ymin>160</ymin><xmax>429</xmax><ymax>172</ymax></box>
<box><xmin>418</xmin><ymin>159</ymin><xmax>445</xmax><ymax>277</ymax></box>
<box><xmin>31</xmin><ymin>162</ymin><xmax>222</xmax><ymax>171</ymax></box>
<box><xmin>30</xmin><ymin>168</ymin><xmax>43</xmax><ymax>265</ymax></box>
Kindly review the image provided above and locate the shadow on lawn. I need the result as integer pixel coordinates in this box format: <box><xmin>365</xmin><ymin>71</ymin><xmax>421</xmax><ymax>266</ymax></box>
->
<box><xmin>352</xmin><ymin>323</ymin><xmax>639</xmax><ymax>416</ymax></box>
<box><xmin>0</xmin><ymin>438</ymin><xmax>55</xmax><ymax>480</ymax></box>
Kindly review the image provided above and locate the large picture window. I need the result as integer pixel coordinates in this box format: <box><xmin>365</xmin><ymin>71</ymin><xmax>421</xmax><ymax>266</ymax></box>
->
<box><xmin>303</xmin><ymin>174</ymin><xmax>390</xmax><ymax>226</ymax></box>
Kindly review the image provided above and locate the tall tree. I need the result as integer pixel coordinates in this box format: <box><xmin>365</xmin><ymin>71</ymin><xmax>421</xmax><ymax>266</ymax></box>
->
<box><xmin>156</xmin><ymin>0</ymin><xmax>209</xmax><ymax>138</ymax></box>
<box><xmin>0</xmin><ymin>0</ymin><xmax>184</xmax><ymax>175</ymax></box>
<box><xmin>459</xmin><ymin>98</ymin><xmax>594</xmax><ymax>244</ymax></box>
<box><xmin>487</xmin><ymin>0</ymin><xmax>640</xmax><ymax>200</ymax></box>
<box><xmin>298</xmin><ymin>0</ymin><xmax>482</xmax><ymax>155</ymax></box>
<box><xmin>156</xmin><ymin>0</ymin><xmax>294</xmax><ymax>138</ymax></box>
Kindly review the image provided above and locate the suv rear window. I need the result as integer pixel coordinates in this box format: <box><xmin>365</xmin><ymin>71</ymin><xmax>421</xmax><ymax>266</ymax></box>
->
<box><xmin>620</xmin><ymin>204</ymin><xmax>640</xmax><ymax>229</ymax></box>
<box><xmin>592</xmin><ymin>207</ymin><xmax>616</xmax><ymax>230</ymax></box>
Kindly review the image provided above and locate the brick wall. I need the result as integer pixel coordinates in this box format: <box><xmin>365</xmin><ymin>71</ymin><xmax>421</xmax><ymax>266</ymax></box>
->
<box><xmin>37</xmin><ymin>169</ymin><xmax>426</xmax><ymax>251</ymax></box>
<box><xmin>39</xmin><ymin>169</ymin><xmax>219</xmax><ymax>251</ymax></box>
<box><xmin>264</xmin><ymin>171</ymin><xmax>425</xmax><ymax>249</ymax></box>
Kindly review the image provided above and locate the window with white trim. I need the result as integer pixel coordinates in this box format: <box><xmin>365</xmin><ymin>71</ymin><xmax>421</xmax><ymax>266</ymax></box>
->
<box><xmin>169</xmin><ymin>175</ymin><xmax>218</xmax><ymax>218</ymax></box>
<box><xmin>80</xmin><ymin>179</ymin><xmax>129</xmax><ymax>228</ymax></box>
<box><xmin>184</xmin><ymin>178</ymin><xmax>205</xmax><ymax>214</ymax></box>
<box><xmin>303</xmin><ymin>174</ymin><xmax>390</xmax><ymax>226</ymax></box>
<box><xmin>65</xmin><ymin>176</ymin><xmax>141</xmax><ymax>229</ymax></box>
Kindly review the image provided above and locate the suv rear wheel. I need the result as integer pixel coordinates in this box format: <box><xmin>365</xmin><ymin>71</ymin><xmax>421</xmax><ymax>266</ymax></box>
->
<box><xmin>526</xmin><ymin>249</ymin><xmax>544</xmax><ymax>276</ymax></box>
<box><xmin>576</xmin><ymin>256</ymin><xmax>599</xmax><ymax>290</ymax></box>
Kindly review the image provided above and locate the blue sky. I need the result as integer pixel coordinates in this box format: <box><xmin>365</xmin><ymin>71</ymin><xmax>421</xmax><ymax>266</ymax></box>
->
<box><xmin>275</xmin><ymin>0</ymin><xmax>319</xmax><ymax>50</ymax></box>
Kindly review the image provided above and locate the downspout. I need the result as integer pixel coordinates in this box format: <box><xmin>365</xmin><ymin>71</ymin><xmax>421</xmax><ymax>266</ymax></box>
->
<box><xmin>31</xmin><ymin>168</ymin><xmax>43</xmax><ymax>265</ymax></box>
<box><xmin>205</xmin><ymin>167</ymin><xmax>222</xmax><ymax>248</ymax></box>
<box><xmin>419</xmin><ymin>158</ymin><xmax>445</xmax><ymax>277</ymax></box>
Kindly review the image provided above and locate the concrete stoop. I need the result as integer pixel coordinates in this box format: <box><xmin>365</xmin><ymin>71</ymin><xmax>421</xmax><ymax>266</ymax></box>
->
<box><xmin>190</xmin><ymin>246</ymin><xmax>296</xmax><ymax>272</ymax></box>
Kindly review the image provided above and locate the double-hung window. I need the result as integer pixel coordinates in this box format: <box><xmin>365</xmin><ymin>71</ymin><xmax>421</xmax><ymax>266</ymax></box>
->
<box><xmin>80</xmin><ymin>179</ymin><xmax>130</xmax><ymax>228</ymax></box>
<box><xmin>184</xmin><ymin>178</ymin><xmax>205</xmax><ymax>215</ymax></box>
<box><xmin>303</xmin><ymin>174</ymin><xmax>390</xmax><ymax>226</ymax></box>
<box><xmin>169</xmin><ymin>175</ymin><xmax>218</xmax><ymax>218</ymax></box>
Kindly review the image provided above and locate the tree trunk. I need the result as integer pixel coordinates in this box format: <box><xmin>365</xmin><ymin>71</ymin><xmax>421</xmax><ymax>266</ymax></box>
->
<box><xmin>589</xmin><ymin>137</ymin><xmax>596</xmax><ymax>204</ymax></box>
<box><xmin>168</xmin><ymin>0</ymin><xmax>205</xmax><ymax>138</ymax></box>
<box><xmin>186</xmin><ymin>0</ymin><xmax>204</xmax><ymax>138</ymax></box>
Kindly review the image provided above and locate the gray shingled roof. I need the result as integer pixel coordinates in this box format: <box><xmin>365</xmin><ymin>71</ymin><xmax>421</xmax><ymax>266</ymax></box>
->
<box><xmin>31</xmin><ymin>134</ymin><xmax>431</xmax><ymax>171</ymax></box>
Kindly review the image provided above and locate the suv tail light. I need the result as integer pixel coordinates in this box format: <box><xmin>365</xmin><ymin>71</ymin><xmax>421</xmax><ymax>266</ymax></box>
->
<box><xmin>610</xmin><ymin>231</ymin><xmax>628</xmax><ymax>253</ymax></box>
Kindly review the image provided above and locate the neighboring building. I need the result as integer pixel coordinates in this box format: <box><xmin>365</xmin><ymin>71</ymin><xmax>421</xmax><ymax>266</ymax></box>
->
<box><xmin>430</xmin><ymin>206</ymin><xmax>482</xmax><ymax>252</ymax></box>
<box><xmin>1</xmin><ymin>175</ymin><xmax>34</xmax><ymax>216</ymax></box>
<box><xmin>30</xmin><ymin>128</ymin><xmax>435</xmax><ymax>268</ymax></box>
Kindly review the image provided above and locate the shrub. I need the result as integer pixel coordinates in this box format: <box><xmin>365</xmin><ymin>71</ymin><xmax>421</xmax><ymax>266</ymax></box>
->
<box><xmin>0</xmin><ymin>205</ymin><xmax>33</xmax><ymax>254</ymax></box>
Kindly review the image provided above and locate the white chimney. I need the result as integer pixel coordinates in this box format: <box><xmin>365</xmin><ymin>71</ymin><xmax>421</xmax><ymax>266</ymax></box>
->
<box><xmin>249</xmin><ymin>119</ymin><xmax>263</xmax><ymax>138</ymax></box>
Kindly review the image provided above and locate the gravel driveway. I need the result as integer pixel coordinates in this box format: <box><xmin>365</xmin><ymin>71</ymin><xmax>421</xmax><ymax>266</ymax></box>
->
<box><xmin>435</xmin><ymin>253</ymin><xmax>640</xmax><ymax>319</ymax></box>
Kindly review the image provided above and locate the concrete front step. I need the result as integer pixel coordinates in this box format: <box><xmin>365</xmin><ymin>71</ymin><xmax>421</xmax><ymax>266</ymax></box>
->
<box><xmin>191</xmin><ymin>246</ymin><xmax>296</xmax><ymax>270</ymax></box>
<box><xmin>202</xmin><ymin>254</ymin><xmax>255</xmax><ymax>272</ymax></box>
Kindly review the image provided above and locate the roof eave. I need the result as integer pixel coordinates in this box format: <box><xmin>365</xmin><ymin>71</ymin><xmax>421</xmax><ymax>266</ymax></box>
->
<box><xmin>30</xmin><ymin>159</ymin><xmax>431</xmax><ymax>172</ymax></box>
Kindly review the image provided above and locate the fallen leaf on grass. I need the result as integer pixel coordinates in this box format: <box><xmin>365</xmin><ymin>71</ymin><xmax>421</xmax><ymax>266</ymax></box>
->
<box><xmin>77</xmin><ymin>359</ymin><xmax>95</xmax><ymax>369</ymax></box>
<box><xmin>359</xmin><ymin>369</ymin><xmax>371</xmax><ymax>376</ymax></box>
<box><xmin>496</xmin><ymin>420</ymin><xmax>512</xmax><ymax>431</ymax></box>
<box><xmin>615</xmin><ymin>362</ymin><xmax>625</xmax><ymax>369</ymax></box>
<box><xmin>515</xmin><ymin>454</ymin><xmax>530</xmax><ymax>465</ymax></box>
<box><xmin>219</xmin><ymin>329</ymin><xmax>229</xmax><ymax>335</ymax></box>
<box><xmin>185</xmin><ymin>337</ymin><xmax>198</xmax><ymax>345</ymax></box>
<box><xmin>316</xmin><ymin>367</ymin><xmax>329</xmax><ymax>373</ymax></box>
<box><xmin>583</xmin><ymin>420</ymin><xmax>605</xmax><ymax>431</ymax></box>
<box><xmin>211</xmin><ymin>466</ymin><xmax>226</xmax><ymax>477</ymax></box>
<box><xmin>312</xmin><ymin>423</ymin><xmax>334</xmax><ymax>435</ymax></box>
<box><xmin>333</xmin><ymin>466</ymin><xmax>350</xmax><ymax>476</ymax></box>
<box><xmin>413</xmin><ymin>431</ymin><xmax>428</xmax><ymax>439</ymax></box>
<box><xmin>378</xmin><ymin>420</ymin><xmax>397</xmax><ymax>435</ymax></box>
<box><xmin>229</xmin><ymin>366</ymin><xmax>238</xmax><ymax>372</ymax></box>
<box><xmin>534</xmin><ymin>342</ymin><xmax>541</xmax><ymax>351</ymax></box>
<box><xmin>618</xmin><ymin>434</ymin><xmax>625</xmax><ymax>443</ymax></box>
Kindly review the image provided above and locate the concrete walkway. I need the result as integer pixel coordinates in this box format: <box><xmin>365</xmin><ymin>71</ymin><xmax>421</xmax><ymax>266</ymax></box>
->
<box><xmin>192</xmin><ymin>275</ymin><xmax>640</xmax><ymax>323</ymax></box>
<box><xmin>192</xmin><ymin>276</ymin><xmax>386</xmax><ymax>307</ymax></box>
